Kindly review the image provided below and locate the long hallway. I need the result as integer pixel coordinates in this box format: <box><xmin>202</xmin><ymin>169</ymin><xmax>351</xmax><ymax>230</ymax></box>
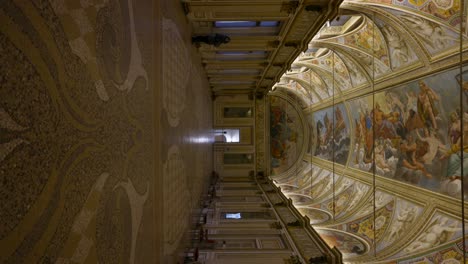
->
<box><xmin>1</xmin><ymin>0</ymin><xmax>467</xmax><ymax>263</ymax></box>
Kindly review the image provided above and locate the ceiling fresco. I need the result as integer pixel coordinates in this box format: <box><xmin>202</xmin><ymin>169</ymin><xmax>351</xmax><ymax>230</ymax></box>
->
<box><xmin>274</xmin><ymin>0</ymin><xmax>468</xmax><ymax>103</ymax></box>
<box><xmin>269</xmin><ymin>95</ymin><xmax>305</xmax><ymax>176</ymax></box>
<box><xmin>272</xmin><ymin>165</ymin><xmax>466</xmax><ymax>263</ymax></box>
<box><xmin>270</xmin><ymin>0</ymin><xmax>467</xmax><ymax>263</ymax></box>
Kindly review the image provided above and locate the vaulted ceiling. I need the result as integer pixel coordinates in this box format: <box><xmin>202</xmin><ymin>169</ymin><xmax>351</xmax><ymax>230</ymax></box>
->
<box><xmin>275</xmin><ymin>0</ymin><xmax>466</xmax><ymax>109</ymax></box>
<box><xmin>183</xmin><ymin>0</ymin><xmax>343</xmax><ymax>96</ymax></box>
<box><xmin>268</xmin><ymin>1</ymin><xmax>468</xmax><ymax>263</ymax></box>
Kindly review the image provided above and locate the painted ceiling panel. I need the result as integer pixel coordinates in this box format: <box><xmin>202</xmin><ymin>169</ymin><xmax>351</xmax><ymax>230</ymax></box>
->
<box><xmin>347</xmin><ymin>0</ymin><xmax>462</xmax><ymax>28</ymax></box>
<box><xmin>285</xmin><ymin>81</ymin><xmax>314</xmax><ymax>105</ymax></box>
<box><xmin>382</xmin><ymin>6</ymin><xmax>464</xmax><ymax>56</ymax></box>
<box><xmin>334</xmin><ymin>50</ymin><xmax>369</xmax><ymax>87</ymax></box>
<box><xmin>269</xmin><ymin>1</ymin><xmax>467</xmax><ymax>262</ymax></box>
<box><xmin>271</xmin><ymin>166</ymin><xmax>467</xmax><ymax>263</ymax></box>
<box><xmin>333</xmin><ymin>53</ymin><xmax>354</xmax><ymax>91</ymax></box>
<box><xmin>270</xmin><ymin>96</ymin><xmax>305</xmax><ymax>176</ymax></box>
<box><xmin>294</xmin><ymin>71</ymin><xmax>329</xmax><ymax>100</ymax></box>
<box><xmin>373</xmin><ymin>16</ymin><xmax>419</xmax><ymax>69</ymax></box>
<box><xmin>298</xmin><ymin>51</ymin><xmax>354</xmax><ymax>91</ymax></box>
<box><xmin>376</xmin><ymin>198</ymin><xmax>424</xmax><ymax>251</ymax></box>
<box><xmin>390</xmin><ymin>211</ymin><xmax>464</xmax><ymax>259</ymax></box>
<box><xmin>343</xmin><ymin>17</ymin><xmax>390</xmax><ymax>67</ymax></box>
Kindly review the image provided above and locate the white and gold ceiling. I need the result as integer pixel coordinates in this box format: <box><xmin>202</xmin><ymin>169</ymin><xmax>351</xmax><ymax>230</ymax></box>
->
<box><xmin>275</xmin><ymin>0</ymin><xmax>466</xmax><ymax>108</ymax></box>
<box><xmin>270</xmin><ymin>0</ymin><xmax>468</xmax><ymax>263</ymax></box>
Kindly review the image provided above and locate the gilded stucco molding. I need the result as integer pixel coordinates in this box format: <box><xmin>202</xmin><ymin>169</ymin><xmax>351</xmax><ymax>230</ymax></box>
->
<box><xmin>255</xmin><ymin>96</ymin><xmax>267</xmax><ymax>172</ymax></box>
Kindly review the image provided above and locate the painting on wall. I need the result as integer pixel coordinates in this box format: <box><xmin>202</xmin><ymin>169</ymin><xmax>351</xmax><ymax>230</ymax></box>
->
<box><xmin>316</xmin><ymin>229</ymin><xmax>369</xmax><ymax>258</ymax></box>
<box><xmin>381</xmin><ymin>6</ymin><xmax>462</xmax><ymax>56</ymax></box>
<box><xmin>307</xmin><ymin>114</ymin><xmax>315</xmax><ymax>154</ymax></box>
<box><xmin>313</xmin><ymin>103</ymin><xmax>350</xmax><ymax>165</ymax></box>
<box><xmin>377</xmin><ymin>198</ymin><xmax>423</xmax><ymax>251</ymax></box>
<box><xmin>349</xmin><ymin>66</ymin><xmax>468</xmax><ymax>199</ymax></box>
<box><xmin>344</xmin><ymin>200</ymin><xmax>394</xmax><ymax>243</ymax></box>
<box><xmin>390</xmin><ymin>212</ymin><xmax>465</xmax><ymax>259</ymax></box>
<box><xmin>373</xmin><ymin>16</ymin><xmax>418</xmax><ymax>70</ymax></box>
<box><xmin>298</xmin><ymin>208</ymin><xmax>331</xmax><ymax>224</ymax></box>
<box><xmin>394</xmin><ymin>241</ymin><xmax>466</xmax><ymax>264</ymax></box>
<box><xmin>270</xmin><ymin>96</ymin><xmax>304</xmax><ymax>175</ymax></box>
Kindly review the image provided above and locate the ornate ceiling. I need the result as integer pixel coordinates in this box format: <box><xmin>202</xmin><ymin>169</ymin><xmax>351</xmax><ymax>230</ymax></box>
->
<box><xmin>269</xmin><ymin>1</ymin><xmax>468</xmax><ymax>263</ymax></box>
<box><xmin>274</xmin><ymin>0</ymin><xmax>467</xmax><ymax>108</ymax></box>
<box><xmin>183</xmin><ymin>0</ymin><xmax>343</xmax><ymax>96</ymax></box>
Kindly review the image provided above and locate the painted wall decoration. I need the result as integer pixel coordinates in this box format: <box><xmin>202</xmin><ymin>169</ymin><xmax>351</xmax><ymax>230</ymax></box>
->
<box><xmin>340</xmin><ymin>200</ymin><xmax>395</xmax><ymax>243</ymax></box>
<box><xmin>393</xmin><ymin>241</ymin><xmax>466</xmax><ymax>264</ymax></box>
<box><xmin>273</xmin><ymin>165</ymin><xmax>466</xmax><ymax>262</ymax></box>
<box><xmin>381</xmin><ymin>7</ymin><xmax>464</xmax><ymax>56</ymax></box>
<box><xmin>373</xmin><ymin>16</ymin><xmax>419</xmax><ymax>69</ymax></box>
<box><xmin>297</xmin><ymin>208</ymin><xmax>331</xmax><ymax>224</ymax></box>
<box><xmin>288</xmin><ymin>194</ymin><xmax>314</xmax><ymax>205</ymax></box>
<box><xmin>223</xmin><ymin>107</ymin><xmax>253</xmax><ymax>118</ymax></box>
<box><xmin>342</xmin><ymin>17</ymin><xmax>390</xmax><ymax>67</ymax></box>
<box><xmin>286</xmin><ymin>80</ymin><xmax>314</xmax><ymax>106</ymax></box>
<box><xmin>316</xmin><ymin>229</ymin><xmax>370</xmax><ymax>258</ymax></box>
<box><xmin>393</xmin><ymin>212</ymin><xmax>464</xmax><ymax>258</ymax></box>
<box><xmin>270</xmin><ymin>1</ymin><xmax>468</xmax><ymax>263</ymax></box>
<box><xmin>270</xmin><ymin>96</ymin><xmax>304</xmax><ymax>175</ymax></box>
<box><xmin>336</xmin><ymin>51</ymin><xmax>368</xmax><ymax>88</ymax></box>
<box><xmin>327</xmin><ymin>18</ymin><xmax>392</xmax><ymax>78</ymax></box>
<box><xmin>350</xmin><ymin>0</ymin><xmax>464</xmax><ymax>29</ymax></box>
<box><xmin>302</xmin><ymin>70</ymin><xmax>331</xmax><ymax>100</ymax></box>
<box><xmin>377</xmin><ymin>199</ymin><xmax>424</xmax><ymax>251</ymax></box>
<box><xmin>313</xmin><ymin>103</ymin><xmax>351</xmax><ymax>165</ymax></box>
<box><xmin>310</xmin><ymin>170</ymin><xmax>333</xmax><ymax>199</ymax></box>
<box><xmin>349</xmin><ymin>66</ymin><xmax>468</xmax><ymax>199</ymax></box>
<box><xmin>323</xmin><ymin>182</ymin><xmax>356</xmax><ymax>217</ymax></box>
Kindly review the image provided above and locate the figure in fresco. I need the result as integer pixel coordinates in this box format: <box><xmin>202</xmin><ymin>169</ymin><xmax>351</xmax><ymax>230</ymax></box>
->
<box><xmin>381</xmin><ymin>25</ymin><xmax>410</xmax><ymax>66</ymax></box>
<box><xmin>401</xmin><ymin>15</ymin><xmax>458</xmax><ymax>50</ymax></box>
<box><xmin>415</xmin><ymin>127</ymin><xmax>446</xmax><ymax>164</ymax></box>
<box><xmin>406</xmin><ymin>90</ymin><xmax>418</xmax><ymax>113</ymax></box>
<box><xmin>316</xmin><ymin>120</ymin><xmax>325</xmax><ymax>155</ymax></box>
<box><xmin>447</xmin><ymin>111</ymin><xmax>462</xmax><ymax>145</ymax></box>
<box><xmin>354</xmin><ymin>118</ymin><xmax>364</xmax><ymax>164</ymax></box>
<box><xmin>400</xmin><ymin>135</ymin><xmax>432</xmax><ymax>180</ymax></box>
<box><xmin>348</xmin><ymin>184</ymin><xmax>368</xmax><ymax>210</ymax></box>
<box><xmin>314</xmin><ymin>105</ymin><xmax>350</xmax><ymax>164</ymax></box>
<box><xmin>324</xmin><ymin>113</ymin><xmax>333</xmax><ymax>145</ymax></box>
<box><xmin>440</xmin><ymin>111</ymin><xmax>468</xmax><ymax>198</ymax></box>
<box><xmin>353</xmin><ymin>106</ymin><xmax>375</xmax><ymax>167</ymax></box>
<box><xmin>387</xmin><ymin>206</ymin><xmax>417</xmax><ymax>243</ymax></box>
<box><xmin>406</xmin><ymin>109</ymin><xmax>424</xmax><ymax>132</ymax></box>
<box><xmin>373</xmin><ymin>103</ymin><xmax>398</xmax><ymax>139</ymax></box>
<box><xmin>404</xmin><ymin>216</ymin><xmax>461</xmax><ymax>253</ymax></box>
<box><xmin>334</xmin><ymin>107</ymin><xmax>346</xmax><ymax>136</ymax></box>
<box><xmin>270</xmin><ymin>103</ymin><xmax>299</xmax><ymax>174</ymax></box>
<box><xmin>349</xmin><ymin>69</ymin><xmax>467</xmax><ymax>199</ymax></box>
<box><xmin>386</xmin><ymin>93</ymin><xmax>407</xmax><ymax>138</ymax></box>
<box><xmin>375</xmin><ymin>138</ymin><xmax>391</xmax><ymax>173</ymax></box>
<box><xmin>417</xmin><ymin>80</ymin><xmax>441</xmax><ymax>129</ymax></box>
<box><xmin>363</xmin><ymin>108</ymin><xmax>374</xmax><ymax>163</ymax></box>
<box><xmin>405</xmin><ymin>91</ymin><xmax>425</xmax><ymax>132</ymax></box>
